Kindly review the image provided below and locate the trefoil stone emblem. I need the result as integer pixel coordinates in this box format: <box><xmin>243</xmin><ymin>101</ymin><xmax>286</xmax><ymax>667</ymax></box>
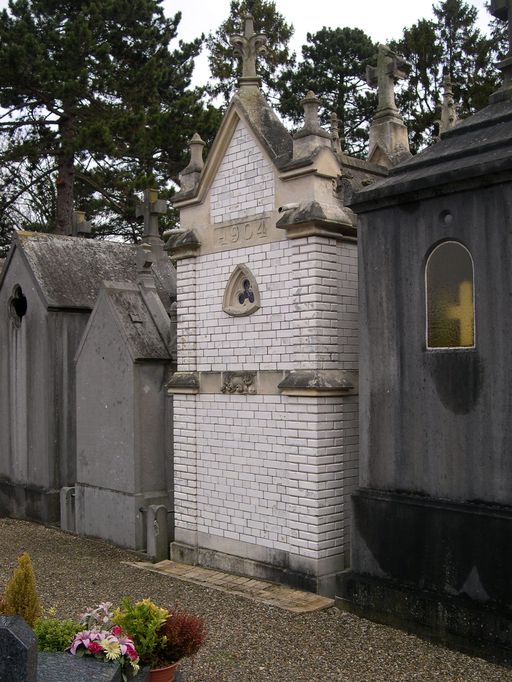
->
<box><xmin>223</xmin><ymin>264</ymin><xmax>260</xmax><ymax>317</ymax></box>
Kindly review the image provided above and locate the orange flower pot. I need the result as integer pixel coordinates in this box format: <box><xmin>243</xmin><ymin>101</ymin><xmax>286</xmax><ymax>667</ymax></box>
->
<box><xmin>148</xmin><ymin>661</ymin><xmax>179</xmax><ymax>682</ymax></box>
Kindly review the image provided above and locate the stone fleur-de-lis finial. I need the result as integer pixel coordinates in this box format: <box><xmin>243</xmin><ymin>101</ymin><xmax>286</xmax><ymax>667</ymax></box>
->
<box><xmin>438</xmin><ymin>74</ymin><xmax>459</xmax><ymax>135</ymax></box>
<box><xmin>367</xmin><ymin>44</ymin><xmax>409</xmax><ymax>117</ymax></box>
<box><xmin>489</xmin><ymin>0</ymin><xmax>512</xmax><ymax>101</ymax></box>
<box><xmin>230</xmin><ymin>14</ymin><xmax>267</xmax><ymax>87</ymax></box>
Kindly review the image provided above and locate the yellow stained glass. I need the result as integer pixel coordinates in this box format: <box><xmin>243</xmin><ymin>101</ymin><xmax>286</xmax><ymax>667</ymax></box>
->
<box><xmin>426</xmin><ymin>242</ymin><xmax>475</xmax><ymax>348</ymax></box>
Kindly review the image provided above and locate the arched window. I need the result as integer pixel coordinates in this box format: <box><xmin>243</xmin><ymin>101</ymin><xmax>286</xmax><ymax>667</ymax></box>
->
<box><xmin>426</xmin><ymin>241</ymin><xmax>475</xmax><ymax>349</ymax></box>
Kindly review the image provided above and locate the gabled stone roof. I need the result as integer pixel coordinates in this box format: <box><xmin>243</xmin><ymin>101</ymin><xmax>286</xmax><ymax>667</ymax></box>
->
<box><xmin>95</xmin><ymin>283</ymin><xmax>171</xmax><ymax>362</ymax></box>
<box><xmin>172</xmin><ymin>87</ymin><xmax>293</xmax><ymax>205</ymax></box>
<box><xmin>1</xmin><ymin>232</ymin><xmax>176</xmax><ymax>311</ymax></box>
<box><xmin>350</xmin><ymin>100</ymin><xmax>512</xmax><ymax>210</ymax></box>
<box><xmin>233</xmin><ymin>87</ymin><xmax>293</xmax><ymax>168</ymax></box>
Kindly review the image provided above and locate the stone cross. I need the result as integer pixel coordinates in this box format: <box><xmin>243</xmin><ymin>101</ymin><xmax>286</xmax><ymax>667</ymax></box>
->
<box><xmin>71</xmin><ymin>210</ymin><xmax>92</xmax><ymax>237</ymax></box>
<box><xmin>367</xmin><ymin>44</ymin><xmax>409</xmax><ymax>116</ymax></box>
<box><xmin>490</xmin><ymin>0</ymin><xmax>512</xmax><ymax>93</ymax></box>
<box><xmin>230</xmin><ymin>14</ymin><xmax>267</xmax><ymax>82</ymax></box>
<box><xmin>136</xmin><ymin>188</ymin><xmax>167</xmax><ymax>244</ymax></box>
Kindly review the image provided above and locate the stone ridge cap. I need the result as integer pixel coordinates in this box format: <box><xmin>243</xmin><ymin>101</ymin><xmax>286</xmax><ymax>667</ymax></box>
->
<box><xmin>349</xmin><ymin>150</ymin><xmax>512</xmax><ymax>211</ymax></box>
<box><xmin>388</xmin><ymin>131</ymin><xmax>512</xmax><ymax>179</ymax></box>
<box><xmin>340</xmin><ymin>154</ymin><xmax>388</xmax><ymax>176</ymax></box>
<box><xmin>388</xmin><ymin>103</ymin><xmax>512</xmax><ymax>179</ymax></box>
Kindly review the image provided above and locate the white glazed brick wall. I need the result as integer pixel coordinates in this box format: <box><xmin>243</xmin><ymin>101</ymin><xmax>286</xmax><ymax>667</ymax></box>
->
<box><xmin>210</xmin><ymin>119</ymin><xmax>274</xmax><ymax>224</ymax></box>
<box><xmin>179</xmin><ymin>237</ymin><xmax>357</xmax><ymax>373</ymax></box>
<box><xmin>173</xmin><ymin>393</ymin><xmax>358</xmax><ymax>559</ymax></box>
<box><xmin>172</xmin><ymin>117</ymin><xmax>360</xmax><ymax>566</ymax></box>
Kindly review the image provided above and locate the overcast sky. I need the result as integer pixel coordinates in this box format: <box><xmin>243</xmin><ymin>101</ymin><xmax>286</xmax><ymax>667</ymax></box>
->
<box><xmin>0</xmin><ymin>0</ymin><xmax>493</xmax><ymax>85</ymax></box>
<box><xmin>161</xmin><ymin>0</ymin><xmax>491</xmax><ymax>85</ymax></box>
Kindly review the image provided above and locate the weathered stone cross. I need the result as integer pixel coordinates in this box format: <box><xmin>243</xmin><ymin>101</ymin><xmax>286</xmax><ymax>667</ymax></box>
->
<box><xmin>490</xmin><ymin>0</ymin><xmax>512</xmax><ymax>92</ymax></box>
<box><xmin>230</xmin><ymin>14</ymin><xmax>267</xmax><ymax>81</ymax></box>
<box><xmin>136</xmin><ymin>188</ymin><xmax>167</xmax><ymax>244</ymax></box>
<box><xmin>367</xmin><ymin>45</ymin><xmax>409</xmax><ymax>117</ymax></box>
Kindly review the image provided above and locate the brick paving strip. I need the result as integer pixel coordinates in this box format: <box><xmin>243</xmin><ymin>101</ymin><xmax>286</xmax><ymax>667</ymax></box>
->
<box><xmin>125</xmin><ymin>560</ymin><xmax>334</xmax><ymax>614</ymax></box>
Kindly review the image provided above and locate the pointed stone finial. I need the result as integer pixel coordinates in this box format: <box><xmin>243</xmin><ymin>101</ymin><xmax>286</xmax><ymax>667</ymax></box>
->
<box><xmin>292</xmin><ymin>91</ymin><xmax>330</xmax><ymax>158</ymax></box>
<box><xmin>179</xmin><ymin>133</ymin><xmax>205</xmax><ymax>193</ymax></box>
<box><xmin>135</xmin><ymin>188</ymin><xmax>167</xmax><ymax>246</ymax></box>
<box><xmin>230</xmin><ymin>14</ymin><xmax>267</xmax><ymax>88</ymax></box>
<box><xmin>489</xmin><ymin>0</ymin><xmax>512</xmax><ymax>102</ymax></box>
<box><xmin>71</xmin><ymin>210</ymin><xmax>92</xmax><ymax>237</ymax></box>
<box><xmin>438</xmin><ymin>74</ymin><xmax>459</xmax><ymax>135</ymax></box>
<box><xmin>330</xmin><ymin>112</ymin><xmax>343</xmax><ymax>154</ymax></box>
<box><xmin>366</xmin><ymin>44</ymin><xmax>411</xmax><ymax>168</ymax></box>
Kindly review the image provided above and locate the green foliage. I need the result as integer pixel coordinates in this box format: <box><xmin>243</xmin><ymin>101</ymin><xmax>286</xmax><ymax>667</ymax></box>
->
<box><xmin>0</xmin><ymin>0</ymin><xmax>221</xmax><ymax>243</ymax></box>
<box><xmin>112</xmin><ymin>598</ymin><xmax>168</xmax><ymax>667</ymax></box>
<box><xmin>278</xmin><ymin>27</ymin><xmax>376</xmax><ymax>157</ymax></box>
<box><xmin>2</xmin><ymin>552</ymin><xmax>42</xmax><ymax>627</ymax></box>
<box><xmin>391</xmin><ymin>0</ymin><xmax>499</xmax><ymax>151</ymax></box>
<box><xmin>35</xmin><ymin>616</ymin><xmax>81</xmax><ymax>652</ymax></box>
<box><xmin>206</xmin><ymin>0</ymin><xmax>295</xmax><ymax>105</ymax></box>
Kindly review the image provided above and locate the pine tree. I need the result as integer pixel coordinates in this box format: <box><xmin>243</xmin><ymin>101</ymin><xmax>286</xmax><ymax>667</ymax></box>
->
<box><xmin>392</xmin><ymin>0</ymin><xmax>498</xmax><ymax>151</ymax></box>
<box><xmin>0</xmin><ymin>0</ymin><xmax>220</xmax><ymax>244</ymax></box>
<box><xmin>206</xmin><ymin>0</ymin><xmax>295</xmax><ymax>105</ymax></box>
<box><xmin>278</xmin><ymin>27</ymin><xmax>376</xmax><ymax>157</ymax></box>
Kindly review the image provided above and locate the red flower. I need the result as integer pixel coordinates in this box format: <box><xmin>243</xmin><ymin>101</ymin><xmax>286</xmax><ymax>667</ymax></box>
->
<box><xmin>88</xmin><ymin>641</ymin><xmax>103</xmax><ymax>654</ymax></box>
<box><xmin>111</xmin><ymin>626</ymin><xmax>122</xmax><ymax>637</ymax></box>
<box><xmin>125</xmin><ymin>644</ymin><xmax>138</xmax><ymax>661</ymax></box>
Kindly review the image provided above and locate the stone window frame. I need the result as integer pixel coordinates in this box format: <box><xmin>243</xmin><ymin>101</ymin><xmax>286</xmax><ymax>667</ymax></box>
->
<box><xmin>222</xmin><ymin>264</ymin><xmax>261</xmax><ymax>317</ymax></box>
<box><xmin>425</xmin><ymin>240</ymin><xmax>475</xmax><ymax>351</ymax></box>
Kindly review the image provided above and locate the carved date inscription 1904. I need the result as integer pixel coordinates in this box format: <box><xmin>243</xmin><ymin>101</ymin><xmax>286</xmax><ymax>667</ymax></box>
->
<box><xmin>214</xmin><ymin>217</ymin><xmax>268</xmax><ymax>248</ymax></box>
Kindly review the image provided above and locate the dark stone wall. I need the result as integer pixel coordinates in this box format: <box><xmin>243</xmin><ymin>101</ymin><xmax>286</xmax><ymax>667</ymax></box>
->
<box><xmin>358</xmin><ymin>181</ymin><xmax>512</xmax><ymax>505</ymax></box>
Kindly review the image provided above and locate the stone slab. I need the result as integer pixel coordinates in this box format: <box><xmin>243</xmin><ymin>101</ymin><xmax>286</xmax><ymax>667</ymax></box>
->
<box><xmin>37</xmin><ymin>653</ymin><xmax>150</xmax><ymax>681</ymax></box>
<box><xmin>126</xmin><ymin>560</ymin><xmax>334</xmax><ymax>614</ymax></box>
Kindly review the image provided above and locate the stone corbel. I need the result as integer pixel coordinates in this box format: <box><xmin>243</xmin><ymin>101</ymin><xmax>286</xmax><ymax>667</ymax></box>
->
<box><xmin>278</xmin><ymin>370</ymin><xmax>357</xmax><ymax>397</ymax></box>
<box><xmin>164</xmin><ymin>229</ymin><xmax>201</xmax><ymax>260</ymax></box>
<box><xmin>167</xmin><ymin>371</ymin><xmax>199</xmax><ymax>395</ymax></box>
<box><xmin>276</xmin><ymin>200</ymin><xmax>357</xmax><ymax>241</ymax></box>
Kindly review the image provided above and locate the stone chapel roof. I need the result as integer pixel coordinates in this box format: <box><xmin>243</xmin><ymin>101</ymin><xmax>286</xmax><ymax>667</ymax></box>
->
<box><xmin>350</xmin><ymin>99</ymin><xmax>512</xmax><ymax>211</ymax></box>
<box><xmin>2</xmin><ymin>232</ymin><xmax>176</xmax><ymax>311</ymax></box>
<box><xmin>92</xmin><ymin>282</ymin><xmax>171</xmax><ymax>361</ymax></box>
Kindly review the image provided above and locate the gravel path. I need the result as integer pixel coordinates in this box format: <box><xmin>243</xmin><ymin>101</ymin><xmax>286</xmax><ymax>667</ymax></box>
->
<box><xmin>0</xmin><ymin>517</ymin><xmax>510</xmax><ymax>682</ymax></box>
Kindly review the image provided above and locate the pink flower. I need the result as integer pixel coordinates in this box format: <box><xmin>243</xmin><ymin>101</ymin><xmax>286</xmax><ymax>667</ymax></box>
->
<box><xmin>111</xmin><ymin>626</ymin><xmax>122</xmax><ymax>637</ymax></box>
<box><xmin>69</xmin><ymin>630</ymin><xmax>93</xmax><ymax>655</ymax></box>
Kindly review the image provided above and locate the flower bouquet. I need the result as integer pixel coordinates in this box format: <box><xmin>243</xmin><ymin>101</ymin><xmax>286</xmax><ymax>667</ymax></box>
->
<box><xmin>68</xmin><ymin>602</ymin><xmax>140</xmax><ymax>680</ymax></box>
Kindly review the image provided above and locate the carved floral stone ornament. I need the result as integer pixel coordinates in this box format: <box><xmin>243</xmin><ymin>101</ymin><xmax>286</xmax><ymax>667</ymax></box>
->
<box><xmin>223</xmin><ymin>264</ymin><xmax>260</xmax><ymax>317</ymax></box>
<box><xmin>9</xmin><ymin>285</ymin><xmax>27</xmax><ymax>328</ymax></box>
<box><xmin>221</xmin><ymin>371</ymin><xmax>256</xmax><ymax>395</ymax></box>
